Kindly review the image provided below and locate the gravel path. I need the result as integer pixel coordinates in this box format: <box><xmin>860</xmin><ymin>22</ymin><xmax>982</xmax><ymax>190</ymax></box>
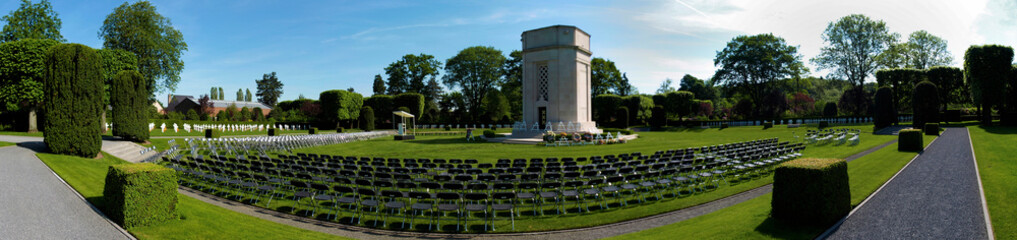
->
<box><xmin>825</xmin><ymin>128</ymin><xmax>989</xmax><ymax>239</ymax></box>
<box><xmin>0</xmin><ymin>136</ymin><xmax>131</xmax><ymax>240</ymax></box>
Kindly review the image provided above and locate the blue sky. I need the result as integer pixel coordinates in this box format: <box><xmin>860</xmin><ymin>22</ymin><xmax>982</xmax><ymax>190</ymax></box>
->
<box><xmin>4</xmin><ymin>0</ymin><xmax>1016</xmax><ymax>105</ymax></box>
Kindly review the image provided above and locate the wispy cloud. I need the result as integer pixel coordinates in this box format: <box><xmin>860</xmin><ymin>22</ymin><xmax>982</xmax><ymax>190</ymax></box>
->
<box><xmin>344</xmin><ymin>8</ymin><xmax>549</xmax><ymax>40</ymax></box>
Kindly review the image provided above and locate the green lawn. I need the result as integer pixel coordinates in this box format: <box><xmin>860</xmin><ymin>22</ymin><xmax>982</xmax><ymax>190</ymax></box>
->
<box><xmin>0</xmin><ymin>131</ymin><xmax>44</xmax><ymax>137</ymax></box>
<box><xmin>968</xmin><ymin>125</ymin><xmax>1017</xmax><ymax>239</ymax></box>
<box><xmin>230</xmin><ymin>124</ymin><xmax>896</xmax><ymax>232</ymax></box>
<box><xmin>0</xmin><ymin>141</ymin><xmax>14</xmax><ymax>147</ymax></box>
<box><xmin>297</xmin><ymin>124</ymin><xmax>894</xmax><ymax>164</ymax></box>
<box><xmin>35</xmin><ymin>152</ymin><xmax>350</xmax><ymax>240</ymax></box>
<box><xmin>606</xmin><ymin>136</ymin><xmax>936</xmax><ymax>240</ymax></box>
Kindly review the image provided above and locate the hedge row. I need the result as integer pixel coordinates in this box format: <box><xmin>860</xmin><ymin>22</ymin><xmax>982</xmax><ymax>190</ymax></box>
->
<box><xmin>771</xmin><ymin>158</ymin><xmax>850</xmax><ymax>227</ymax></box>
<box><xmin>43</xmin><ymin>44</ymin><xmax>103</xmax><ymax>157</ymax></box>
<box><xmin>924</xmin><ymin>123</ymin><xmax>940</xmax><ymax>136</ymax></box>
<box><xmin>103</xmin><ymin>163</ymin><xmax>177</xmax><ymax>228</ymax></box>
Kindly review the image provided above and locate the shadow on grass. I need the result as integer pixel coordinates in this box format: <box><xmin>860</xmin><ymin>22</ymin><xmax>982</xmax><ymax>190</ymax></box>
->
<box><xmin>753</xmin><ymin>216</ymin><xmax>827</xmax><ymax>239</ymax></box>
<box><xmin>976</xmin><ymin>124</ymin><xmax>1017</xmax><ymax>135</ymax></box>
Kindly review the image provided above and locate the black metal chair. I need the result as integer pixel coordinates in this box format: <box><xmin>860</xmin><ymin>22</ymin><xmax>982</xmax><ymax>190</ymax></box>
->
<box><xmin>435</xmin><ymin>192</ymin><xmax>462</xmax><ymax>231</ymax></box>
<box><xmin>310</xmin><ymin>183</ymin><xmax>335</xmax><ymax>219</ymax></box>
<box><xmin>380</xmin><ymin>190</ymin><xmax>407</xmax><ymax>228</ymax></box>
<box><xmin>356</xmin><ymin>188</ymin><xmax>380</xmax><ymax>226</ymax></box>
<box><xmin>408</xmin><ymin>191</ymin><xmax>435</xmax><ymax>230</ymax></box>
<box><xmin>491</xmin><ymin>192</ymin><xmax>515</xmax><ymax>231</ymax></box>
<box><xmin>463</xmin><ymin>192</ymin><xmax>489</xmax><ymax>231</ymax></box>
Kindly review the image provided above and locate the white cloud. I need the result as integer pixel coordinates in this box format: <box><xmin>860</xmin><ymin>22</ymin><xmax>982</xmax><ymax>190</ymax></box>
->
<box><xmin>630</xmin><ymin>0</ymin><xmax>997</xmax><ymax>72</ymax></box>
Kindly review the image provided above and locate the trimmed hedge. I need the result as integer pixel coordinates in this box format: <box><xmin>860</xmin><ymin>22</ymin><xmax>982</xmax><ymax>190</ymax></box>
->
<box><xmin>204</xmin><ymin>129</ymin><xmax>219</xmax><ymax>138</ymax></box>
<box><xmin>267</xmin><ymin>128</ymin><xmax>277</xmax><ymax>136</ymax></box>
<box><xmin>103</xmin><ymin>163</ymin><xmax>177</xmax><ymax>228</ymax></box>
<box><xmin>335</xmin><ymin>127</ymin><xmax>343</xmax><ymax>133</ymax></box>
<box><xmin>898</xmin><ymin>129</ymin><xmax>924</xmax><ymax>151</ymax></box>
<box><xmin>762</xmin><ymin>121</ymin><xmax>773</xmax><ymax>129</ymax></box>
<box><xmin>111</xmin><ymin>70</ymin><xmax>149</xmax><ymax>142</ymax></box>
<box><xmin>483</xmin><ymin>130</ymin><xmax>497</xmax><ymax>138</ymax></box>
<box><xmin>924</xmin><ymin>123</ymin><xmax>940</xmax><ymax>136</ymax></box>
<box><xmin>309</xmin><ymin>127</ymin><xmax>318</xmax><ymax>134</ymax></box>
<box><xmin>394</xmin><ymin>92</ymin><xmax>425</xmax><ymax>120</ymax></box>
<box><xmin>43</xmin><ymin>43</ymin><xmax>103</xmax><ymax>157</ymax></box>
<box><xmin>444</xmin><ymin>125</ymin><xmax>452</xmax><ymax>131</ymax></box>
<box><xmin>772</xmin><ymin>158</ymin><xmax>850</xmax><ymax>227</ymax></box>
<box><xmin>720</xmin><ymin>123</ymin><xmax>728</xmax><ymax>129</ymax></box>
<box><xmin>819</xmin><ymin>121</ymin><xmax>830</xmax><ymax>129</ymax></box>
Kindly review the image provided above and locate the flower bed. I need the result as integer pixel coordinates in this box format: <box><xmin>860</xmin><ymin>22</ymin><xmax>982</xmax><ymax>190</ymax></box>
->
<box><xmin>542</xmin><ymin>131</ymin><xmax>626</xmax><ymax>146</ymax></box>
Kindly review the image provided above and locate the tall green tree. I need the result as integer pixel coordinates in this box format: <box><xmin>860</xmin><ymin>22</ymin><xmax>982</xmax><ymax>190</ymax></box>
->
<box><xmin>372</xmin><ymin>74</ymin><xmax>385</xmax><ymax>95</ymax></box>
<box><xmin>99</xmin><ymin>1</ymin><xmax>187</xmax><ymax>95</ymax></box>
<box><xmin>501</xmin><ymin>50</ymin><xmax>523</xmax><ymax>120</ymax></box>
<box><xmin>964</xmin><ymin>45</ymin><xmax>1013</xmax><ymax>125</ymax></box>
<box><xmin>236</xmin><ymin>89</ymin><xmax>243</xmax><ymax>101</ymax></box>
<box><xmin>812</xmin><ymin>14</ymin><xmax>897</xmax><ymax>85</ymax></box>
<box><xmin>256</xmin><ymin>72</ymin><xmax>282</xmax><ymax>107</ymax></box>
<box><xmin>0</xmin><ymin>38</ymin><xmax>58</xmax><ymax>131</ymax></box>
<box><xmin>878</xmin><ymin>30</ymin><xmax>953</xmax><ymax>69</ymax></box>
<box><xmin>656</xmin><ymin>78</ymin><xmax>675</xmax><ymax>94</ymax></box>
<box><xmin>385</xmin><ymin>54</ymin><xmax>441</xmax><ymax>95</ymax></box>
<box><xmin>679</xmin><ymin>74</ymin><xmax>715</xmax><ymax>101</ymax></box>
<box><xmin>97</xmin><ymin>49</ymin><xmax>138</xmax><ymax>108</ymax></box>
<box><xmin>925</xmin><ymin>66</ymin><xmax>965</xmax><ymax>110</ymax></box>
<box><xmin>482</xmin><ymin>89</ymin><xmax>509</xmax><ymax>123</ymax></box>
<box><xmin>1</xmin><ymin>0</ymin><xmax>64</xmax><ymax>42</ymax></box>
<box><xmin>714</xmin><ymin>33</ymin><xmax>806</xmax><ymax>117</ymax></box>
<box><xmin>245</xmin><ymin>88</ymin><xmax>252</xmax><ymax>102</ymax></box>
<box><xmin>591</xmin><ymin>57</ymin><xmax>625</xmax><ymax>96</ymax></box>
<box><xmin>210</xmin><ymin>87</ymin><xmax>218</xmax><ymax>100</ymax></box>
<box><xmin>443</xmin><ymin>46</ymin><xmax>505</xmax><ymax>116</ymax></box>
<box><xmin>217</xmin><ymin>87</ymin><xmax>223</xmax><ymax>100</ymax></box>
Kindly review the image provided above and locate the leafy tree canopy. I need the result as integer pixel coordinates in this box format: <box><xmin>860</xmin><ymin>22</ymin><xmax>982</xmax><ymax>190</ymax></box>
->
<box><xmin>1</xmin><ymin>0</ymin><xmax>64</xmax><ymax>42</ymax></box>
<box><xmin>812</xmin><ymin>14</ymin><xmax>897</xmax><ymax>85</ymax></box>
<box><xmin>99</xmin><ymin>1</ymin><xmax>187</xmax><ymax>95</ymax></box>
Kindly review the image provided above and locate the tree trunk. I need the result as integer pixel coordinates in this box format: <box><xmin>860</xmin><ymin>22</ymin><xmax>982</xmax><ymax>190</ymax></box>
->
<box><xmin>981</xmin><ymin>103</ymin><xmax>992</xmax><ymax>126</ymax></box>
<box><xmin>27</xmin><ymin>108</ymin><xmax>38</xmax><ymax>133</ymax></box>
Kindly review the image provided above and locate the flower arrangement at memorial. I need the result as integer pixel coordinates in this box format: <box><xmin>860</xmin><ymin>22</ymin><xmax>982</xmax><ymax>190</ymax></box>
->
<box><xmin>542</xmin><ymin>131</ymin><xmax>626</xmax><ymax>146</ymax></box>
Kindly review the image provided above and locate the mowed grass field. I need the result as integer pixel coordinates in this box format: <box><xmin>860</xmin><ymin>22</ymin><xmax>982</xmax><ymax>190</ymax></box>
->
<box><xmin>297</xmin><ymin>124</ymin><xmax>895</xmax><ymax>164</ymax></box>
<box><xmin>35</xmin><ymin>152</ymin><xmax>351</xmax><ymax>240</ymax></box>
<box><xmin>606</xmin><ymin>136</ymin><xmax>936</xmax><ymax>240</ymax></box>
<box><xmin>968</xmin><ymin>125</ymin><xmax>1017</xmax><ymax>239</ymax></box>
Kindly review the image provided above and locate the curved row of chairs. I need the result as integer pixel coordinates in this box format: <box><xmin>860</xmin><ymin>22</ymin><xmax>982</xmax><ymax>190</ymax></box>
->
<box><xmin>165</xmin><ymin>138</ymin><xmax>805</xmax><ymax>232</ymax></box>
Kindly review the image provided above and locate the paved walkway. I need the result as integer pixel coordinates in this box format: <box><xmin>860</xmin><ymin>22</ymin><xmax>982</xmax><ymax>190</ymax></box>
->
<box><xmin>0</xmin><ymin>136</ymin><xmax>131</xmax><ymax>239</ymax></box>
<box><xmin>826</xmin><ymin>128</ymin><xmax>990</xmax><ymax>239</ymax></box>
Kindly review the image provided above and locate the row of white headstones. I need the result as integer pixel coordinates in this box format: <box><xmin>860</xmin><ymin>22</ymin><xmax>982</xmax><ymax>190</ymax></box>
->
<box><xmin>104</xmin><ymin>123</ymin><xmax>311</xmax><ymax>133</ymax></box>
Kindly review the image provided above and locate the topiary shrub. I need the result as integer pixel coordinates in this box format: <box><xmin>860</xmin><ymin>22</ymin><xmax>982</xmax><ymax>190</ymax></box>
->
<box><xmin>360</xmin><ymin>106</ymin><xmax>375</xmax><ymax>131</ymax></box>
<box><xmin>111</xmin><ymin>70</ymin><xmax>149</xmax><ymax>142</ymax></box>
<box><xmin>819</xmin><ymin>121</ymin><xmax>830</xmax><ymax>129</ymax></box>
<box><xmin>444</xmin><ymin>125</ymin><xmax>452</xmax><ymax>131</ymax></box>
<box><xmin>771</xmin><ymin>158</ymin><xmax>850</xmax><ymax>227</ymax></box>
<box><xmin>615</xmin><ymin>106</ymin><xmax>630</xmax><ymax>128</ymax></box>
<box><xmin>873</xmin><ymin>86</ymin><xmax>896</xmax><ymax>129</ymax></box>
<box><xmin>43</xmin><ymin>43</ymin><xmax>103</xmax><ymax>157</ymax></box>
<box><xmin>335</xmin><ymin>127</ymin><xmax>343</xmax><ymax>133</ymax></box>
<box><xmin>267</xmin><ymin>128</ymin><xmax>277</xmax><ymax>136</ymax></box>
<box><xmin>763</xmin><ymin>121</ymin><xmax>773</xmax><ymax>129</ymax></box>
<box><xmin>483</xmin><ymin>130</ymin><xmax>497</xmax><ymax>138</ymax></box>
<box><xmin>720</xmin><ymin>123</ymin><xmax>729</xmax><ymax>129</ymax></box>
<box><xmin>823</xmin><ymin>102</ymin><xmax>838</xmax><ymax>117</ymax></box>
<box><xmin>898</xmin><ymin>129</ymin><xmax>924</xmax><ymax>151</ymax></box>
<box><xmin>309</xmin><ymin>127</ymin><xmax>318</xmax><ymax>134</ymax></box>
<box><xmin>103</xmin><ymin>163</ymin><xmax>177</xmax><ymax>228</ymax></box>
<box><xmin>912</xmin><ymin>81</ymin><xmax>940</xmax><ymax>129</ymax></box>
<box><xmin>204</xmin><ymin>129</ymin><xmax>218</xmax><ymax>138</ymax></box>
<box><xmin>924</xmin><ymin>123</ymin><xmax>940</xmax><ymax>136</ymax></box>
<box><xmin>650</xmin><ymin>105</ymin><xmax>666</xmax><ymax>127</ymax></box>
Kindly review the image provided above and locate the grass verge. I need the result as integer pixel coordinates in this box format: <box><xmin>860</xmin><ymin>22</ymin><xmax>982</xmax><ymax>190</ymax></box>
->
<box><xmin>605</xmin><ymin>136</ymin><xmax>935</xmax><ymax>239</ymax></box>
<box><xmin>35</xmin><ymin>152</ymin><xmax>350</xmax><ymax>240</ymax></box>
<box><xmin>0</xmin><ymin>141</ymin><xmax>15</xmax><ymax>147</ymax></box>
<box><xmin>967</xmin><ymin>125</ymin><xmax>1017</xmax><ymax>239</ymax></box>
